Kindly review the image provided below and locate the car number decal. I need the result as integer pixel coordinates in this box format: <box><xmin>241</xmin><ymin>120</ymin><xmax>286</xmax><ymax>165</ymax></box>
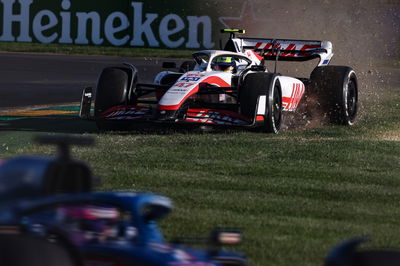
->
<box><xmin>174</xmin><ymin>82</ymin><xmax>194</xmax><ymax>88</ymax></box>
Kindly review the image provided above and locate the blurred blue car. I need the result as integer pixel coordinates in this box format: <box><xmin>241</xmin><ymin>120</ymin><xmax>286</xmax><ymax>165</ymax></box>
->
<box><xmin>0</xmin><ymin>136</ymin><xmax>249</xmax><ymax>266</ymax></box>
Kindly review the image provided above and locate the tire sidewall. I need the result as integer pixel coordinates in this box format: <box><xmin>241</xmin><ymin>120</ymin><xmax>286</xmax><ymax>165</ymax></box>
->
<box><xmin>265</xmin><ymin>77</ymin><xmax>282</xmax><ymax>134</ymax></box>
<box><xmin>341</xmin><ymin>70</ymin><xmax>358</xmax><ymax>126</ymax></box>
<box><xmin>309</xmin><ymin>66</ymin><xmax>359</xmax><ymax>126</ymax></box>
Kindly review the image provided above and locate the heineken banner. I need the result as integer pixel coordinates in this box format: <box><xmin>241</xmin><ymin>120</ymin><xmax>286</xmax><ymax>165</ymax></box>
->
<box><xmin>0</xmin><ymin>0</ymin><xmax>247</xmax><ymax>49</ymax></box>
<box><xmin>1</xmin><ymin>0</ymin><xmax>397</xmax><ymax>58</ymax></box>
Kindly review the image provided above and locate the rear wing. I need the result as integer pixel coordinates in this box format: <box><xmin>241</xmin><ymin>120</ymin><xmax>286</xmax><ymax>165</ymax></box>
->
<box><xmin>225</xmin><ymin>37</ymin><xmax>333</xmax><ymax>66</ymax></box>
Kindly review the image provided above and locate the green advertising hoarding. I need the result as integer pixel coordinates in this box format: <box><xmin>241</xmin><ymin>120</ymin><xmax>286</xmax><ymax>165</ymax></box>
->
<box><xmin>0</xmin><ymin>0</ymin><xmax>245</xmax><ymax>49</ymax></box>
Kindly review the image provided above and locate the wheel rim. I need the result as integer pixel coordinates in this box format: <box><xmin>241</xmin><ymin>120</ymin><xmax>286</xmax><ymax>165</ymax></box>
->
<box><xmin>272</xmin><ymin>85</ymin><xmax>282</xmax><ymax>128</ymax></box>
<box><xmin>345</xmin><ymin>77</ymin><xmax>357</xmax><ymax>120</ymax></box>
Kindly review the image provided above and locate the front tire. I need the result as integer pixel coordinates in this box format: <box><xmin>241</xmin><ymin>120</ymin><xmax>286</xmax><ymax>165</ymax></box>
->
<box><xmin>239</xmin><ymin>72</ymin><xmax>282</xmax><ymax>134</ymax></box>
<box><xmin>94</xmin><ymin>67</ymin><xmax>131</xmax><ymax>130</ymax></box>
<box><xmin>94</xmin><ymin>67</ymin><xmax>130</xmax><ymax>117</ymax></box>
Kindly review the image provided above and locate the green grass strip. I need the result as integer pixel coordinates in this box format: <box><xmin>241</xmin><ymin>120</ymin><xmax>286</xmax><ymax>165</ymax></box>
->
<box><xmin>0</xmin><ymin>42</ymin><xmax>193</xmax><ymax>58</ymax></box>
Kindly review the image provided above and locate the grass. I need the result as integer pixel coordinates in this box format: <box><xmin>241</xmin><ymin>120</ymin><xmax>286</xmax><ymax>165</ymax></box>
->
<box><xmin>2</xmin><ymin>91</ymin><xmax>400</xmax><ymax>266</ymax></box>
<box><xmin>0</xmin><ymin>41</ymin><xmax>193</xmax><ymax>58</ymax></box>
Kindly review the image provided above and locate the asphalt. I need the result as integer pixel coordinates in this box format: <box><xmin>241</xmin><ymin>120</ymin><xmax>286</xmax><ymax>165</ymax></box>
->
<box><xmin>0</xmin><ymin>52</ymin><xmax>178</xmax><ymax>109</ymax></box>
<box><xmin>0</xmin><ymin>52</ymin><xmax>398</xmax><ymax>111</ymax></box>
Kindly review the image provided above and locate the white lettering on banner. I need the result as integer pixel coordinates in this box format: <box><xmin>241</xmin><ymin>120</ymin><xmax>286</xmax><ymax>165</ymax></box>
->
<box><xmin>0</xmin><ymin>0</ymin><xmax>215</xmax><ymax>49</ymax></box>
<box><xmin>159</xmin><ymin>14</ymin><xmax>184</xmax><ymax>48</ymax></box>
<box><xmin>186</xmin><ymin>16</ymin><xmax>214</xmax><ymax>49</ymax></box>
<box><xmin>75</xmin><ymin>11</ymin><xmax>103</xmax><ymax>45</ymax></box>
<box><xmin>33</xmin><ymin>10</ymin><xmax>58</xmax><ymax>43</ymax></box>
<box><xmin>0</xmin><ymin>0</ymin><xmax>33</xmax><ymax>42</ymax></box>
<box><xmin>105</xmin><ymin>12</ymin><xmax>130</xmax><ymax>46</ymax></box>
<box><xmin>59</xmin><ymin>0</ymin><xmax>72</xmax><ymax>43</ymax></box>
<box><xmin>130</xmin><ymin>2</ymin><xmax>159</xmax><ymax>47</ymax></box>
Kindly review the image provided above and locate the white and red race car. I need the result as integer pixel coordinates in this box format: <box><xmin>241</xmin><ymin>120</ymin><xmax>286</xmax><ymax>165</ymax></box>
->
<box><xmin>79</xmin><ymin>29</ymin><xmax>358</xmax><ymax>133</ymax></box>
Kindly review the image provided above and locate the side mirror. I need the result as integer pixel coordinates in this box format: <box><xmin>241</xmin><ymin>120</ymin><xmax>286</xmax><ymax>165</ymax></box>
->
<box><xmin>162</xmin><ymin>62</ymin><xmax>177</xmax><ymax>69</ymax></box>
<box><xmin>250</xmin><ymin>65</ymin><xmax>266</xmax><ymax>72</ymax></box>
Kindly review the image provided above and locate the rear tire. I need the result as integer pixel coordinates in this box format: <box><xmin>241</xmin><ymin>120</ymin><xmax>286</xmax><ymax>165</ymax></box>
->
<box><xmin>309</xmin><ymin>66</ymin><xmax>358</xmax><ymax>125</ymax></box>
<box><xmin>239</xmin><ymin>73</ymin><xmax>282</xmax><ymax>134</ymax></box>
<box><xmin>265</xmin><ymin>79</ymin><xmax>282</xmax><ymax>134</ymax></box>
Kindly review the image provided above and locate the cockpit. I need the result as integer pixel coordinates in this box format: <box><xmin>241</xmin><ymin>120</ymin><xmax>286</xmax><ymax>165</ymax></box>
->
<box><xmin>192</xmin><ymin>51</ymin><xmax>252</xmax><ymax>74</ymax></box>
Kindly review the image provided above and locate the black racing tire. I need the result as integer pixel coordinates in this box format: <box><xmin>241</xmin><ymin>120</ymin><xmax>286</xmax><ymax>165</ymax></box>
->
<box><xmin>309</xmin><ymin>66</ymin><xmax>358</xmax><ymax>125</ymax></box>
<box><xmin>265</xmin><ymin>78</ymin><xmax>282</xmax><ymax>134</ymax></box>
<box><xmin>94</xmin><ymin>67</ymin><xmax>129</xmax><ymax>117</ymax></box>
<box><xmin>239</xmin><ymin>72</ymin><xmax>282</xmax><ymax>134</ymax></box>
<box><xmin>179</xmin><ymin>60</ymin><xmax>196</xmax><ymax>73</ymax></box>
<box><xmin>94</xmin><ymin>67</ymin><xmax>134</xmax><ymax>131</ymax></box>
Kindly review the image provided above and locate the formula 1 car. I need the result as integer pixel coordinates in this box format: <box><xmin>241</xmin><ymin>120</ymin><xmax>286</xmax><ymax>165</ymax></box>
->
<box><xmin>79</xmin><ymin>29</ymin><xmax>358</xmax><ymax>133</ymax></box>
<box><xmin>0</xmin><ymin>136</ymin><xmax>248</xmax><ymax>266</ymax></box>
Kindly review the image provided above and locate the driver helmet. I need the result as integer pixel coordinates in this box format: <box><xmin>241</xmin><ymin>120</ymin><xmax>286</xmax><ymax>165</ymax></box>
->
<box><xmin>212</xmin><ymin>56</ymin><xmax>236</xmax><ymax>72</ymax></box>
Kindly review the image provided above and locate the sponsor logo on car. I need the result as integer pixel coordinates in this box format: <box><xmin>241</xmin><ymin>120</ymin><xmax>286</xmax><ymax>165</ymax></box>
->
<box><xmin>103</xmin><ymin>106</ymin><xmax>151</xmax><ymax>119</ymax></box>
<box><xmin>180</xmin><ymin>76</ymin><xmax>202</xmax><ymax>82</ymax></box>
<box><xmin>186</xmin><ymin>109</ymin><xmax>250</xmax><ymax>125</ymax></box>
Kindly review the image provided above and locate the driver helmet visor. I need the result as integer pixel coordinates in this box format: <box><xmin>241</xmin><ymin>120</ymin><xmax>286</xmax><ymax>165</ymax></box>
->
<box><xmin>212</xmin><ymin>56</ymin><xmax>235</xmax><ymax>71</ymax></box>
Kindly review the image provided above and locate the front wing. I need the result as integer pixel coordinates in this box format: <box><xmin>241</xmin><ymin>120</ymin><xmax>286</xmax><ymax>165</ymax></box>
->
<box><xmin>79</xmin><ymin>83</ymin><xmax>266</xmax><ymax>128</ymax></box>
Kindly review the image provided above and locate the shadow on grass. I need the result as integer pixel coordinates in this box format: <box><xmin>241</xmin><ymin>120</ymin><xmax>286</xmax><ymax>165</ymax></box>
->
<box><xmin>92</xmin><ymin>119</ymin><xmax>270</xmax><ymax>136</ymax></box>
<box><xmin>0</xmin><ymin>115</ymin><xmax>242</xmax><ymax>135</ymax></box>
<box><xmin>0</xmin><ymin>114</ymin><xmax>319</xmax><ymax>136</ymax></box>
<box><xmin>0</xmin><ymin>115</ymin><xmax>97</xmax><ymax>134</ymax></box>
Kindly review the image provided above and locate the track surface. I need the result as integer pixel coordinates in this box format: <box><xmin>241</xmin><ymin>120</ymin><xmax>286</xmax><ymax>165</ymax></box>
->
<box><xmin>0</xmin><ymin>52</ymin><xmax>398</xmax><ymax>111</ymax></box>
<box><xmin>0</xmin><ymin>53</ymin><xmax>174</xmax><ymax>109</ymax></box>
<box><xmin>0</xmin><ymin>51</ymin><xmax>398</xmax><ymax>147</ymax></box>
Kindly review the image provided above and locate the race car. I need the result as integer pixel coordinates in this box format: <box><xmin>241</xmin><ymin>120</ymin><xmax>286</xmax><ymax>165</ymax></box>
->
<box><xmin>0</xmin><ymin>136</ymin><xmax>249</xmax><ymax>266</ymax></box>
<box><xmin>18</xmin><ymin>192</ymin><xmax>247</xmax><ymax>266</ymax></box>
<box><xmin>79</xmin><ymin>29</ymin><xmax>358</xmax><ymax>133</ymax></box>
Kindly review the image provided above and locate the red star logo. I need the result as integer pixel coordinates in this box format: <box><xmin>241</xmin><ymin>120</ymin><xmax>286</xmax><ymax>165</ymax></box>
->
<box><xmin>219</xmin><ymin>1</ymin><xmax>266</xmax><ymax>37</ymax></box>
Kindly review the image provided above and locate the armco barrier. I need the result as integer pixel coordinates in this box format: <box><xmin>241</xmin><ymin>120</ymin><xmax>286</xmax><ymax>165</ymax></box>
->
<box><xmin>0</xmin><ymin>0</ymin><xmax>235</xmax><ymax>49</ymax></box>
